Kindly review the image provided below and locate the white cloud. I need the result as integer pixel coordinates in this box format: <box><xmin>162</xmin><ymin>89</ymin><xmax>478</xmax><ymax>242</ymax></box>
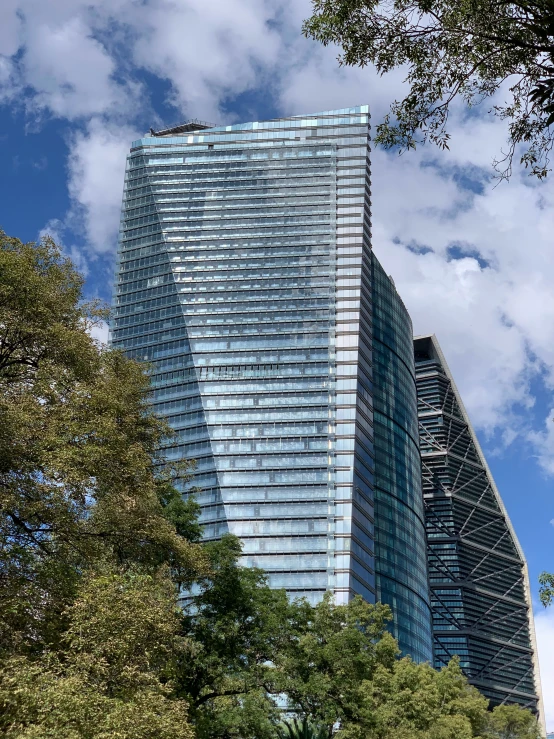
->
<box><xmin>278</xmin><ymin>39</ymin><xmax>408</xmax><ymax>122</ymax></box>
<box><xmin>363</xmin><ymin>136</ymin><xmax>554</xmax><ymax>461</ymax></box>
<box><xmin>535</xmin><ymin>608</ymin><xmax>554</xmax><ymax>732</ymax></box>
<box><xmin>0</xmin><ymin>1</ymin><xmax>138</xmax><ymax>120</ymax></box>
<box><xmin>3</xmin><ymin>0</ymin><xmax>554</xmax><ymax>472</ymax></box>
<box><xmin>0</xmin><ymin>0</ymin><xmax>298</xmax><ymax>122</ymax></box>
<box><xmin>528</xmin><ymin>411</ymin><xmax>554</xmax><ymax>477</ymax></box>
<box><xmin>0</xmin><ymin>0</ymin><xmax>24</xmax><ymax>58</ymax></box>
<box><xmin>22</xmin><ymin>16</ymin><xmax>126</xmax><ymax>119</ymax></box>
<box><xmin>131</xmin><ymin>0</ymin><xmax>286</xmax><ymax>122</ymax></box>
<box><xmin>66</xmin><ymin>119</ymin><xmax>138</xmax><ymax>253</ymax></box>
<box><xmin>88</xmin><ymin>320</ymin><xmax>109</xmax><ymax>346</ymax></box>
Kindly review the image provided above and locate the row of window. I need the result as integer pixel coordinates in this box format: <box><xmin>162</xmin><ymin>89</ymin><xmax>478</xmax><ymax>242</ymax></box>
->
<box><xmin>123</xmin><ymin>212</ymin><xmax>335</xmax><ymax>234</ymax></box>
<box><xmin>118</xmin><ymin>233</ymin><xmax>335</xmax><ymax>262</ymax></box>
<box><xmin>117</xmin><ymin>280</ymin><xmax>332</xmax><ymax>305</ymax></box>
<box><xmin>124</xmin><ymin>203</ymin><xmax>336</xmax><ymax>228</ymax></box>
<box><xmin>126</xmin><ymin>164</ymin><xmax>334</xmax><ymax>186</ymax></box>
<box><xmin>119</xmin><ymin>264</ymin><xmax>334</xmax><ymax>287</ymax></box>
<box><xmin>122</xmin><ymin>186</ymin><xmax>363</xmax><ymax>214</ymax></box>
<box><xmin>123</xmin><ymin>181</ymin><xmax>338</xmax><ymax>203</ymax></box>
<box><xmin>123</xmin><ymin>193</ymin><xmax>339</xmax><ymax>218</ymax></box>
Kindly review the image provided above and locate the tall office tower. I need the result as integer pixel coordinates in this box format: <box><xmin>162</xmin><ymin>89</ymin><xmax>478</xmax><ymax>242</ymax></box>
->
<box><xmin>414</xmin><ymin>335</ymin><xmax>543</xmax><ymax>716</ymax></box>
<box><xmin>111</xmin><ymin>107</ymin><xmax>432</xmax><ymax>663</ymax></box>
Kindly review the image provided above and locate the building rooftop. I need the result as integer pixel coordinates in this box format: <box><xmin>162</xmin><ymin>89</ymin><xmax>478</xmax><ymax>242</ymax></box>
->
<box><xmin>148</xmin><ymin>119</ymin><xmax>215</xmax><ymax>137</ymax></box>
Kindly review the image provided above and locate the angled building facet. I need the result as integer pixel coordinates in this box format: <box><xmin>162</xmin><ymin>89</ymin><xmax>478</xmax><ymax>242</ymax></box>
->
<box><xmin>111</xmin><ymin>108</ymin><xmax>433</xmax><ymax>663</ymax></box>
<box><xmin>414</xmin><ymin>335</ymin><xmax>544</xmax><ymax>721</ymax></box>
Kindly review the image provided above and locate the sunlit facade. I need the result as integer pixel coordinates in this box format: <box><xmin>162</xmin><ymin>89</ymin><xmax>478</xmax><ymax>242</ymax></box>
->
<box><xmin>111</xmin><ymin>108</ymin><xmax>432</xmax><ymax>663</ymax></box>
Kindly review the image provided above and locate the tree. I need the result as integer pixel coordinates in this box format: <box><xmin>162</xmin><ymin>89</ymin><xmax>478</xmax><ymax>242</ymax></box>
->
<box><xmin>273</xmin><ymin>592</ymin><xmax>398</xmax><ymax>734</ymax></box>
<box><xmin>0</xmin><ymin>231</ymin><xmax>203</xmax><ymax>735</ymax></box>
<box><xmin>0</xmin><ymin>568</ymin><xmax>194</xmax><ymax>739</ymax></box>
<box><xmin>0</xmin><ymin>231</ymin><xmax>205</xmax><ymax>657</ymax></box>
<box><xmin>278</xmin><ymin>718</ymin><xmax>330</xmax><ymax>739</ymax></box>
<box><xmin>486</xmin><ymin>704</ymin><xmax>542</xmax><ymax>739</ymax></box>
<box><xmin>538</xmin><ymin>571</ymin><xmax>554</xmax><ymax>606</ymax></box>
<box><xmin>266</xmin><ymin>594</ymin><xmax>540</xmax><ymax>739</ymax></box>
<box><xmin>175</xmin><ymin>581</ymin><xmax>399</xmax><ymax>739</ymax></box>
<box><xmin>0</xmin><ymin>232</ymin><xmax>541</xmax><ymax>739</ymax></box>
<box><xmin>354</xmin><ymin>657</ymin><xmax>490</xmax><ymax>739</ymax></box>
<box><xmin>303</xmin><ymin>0</ymin><xmax>554</xmax><ymax>178</ymax></box>
<box><xmin>176</xmin><ymin>535</ymin><xmax>292</xmax><ymax>739</ymax></box>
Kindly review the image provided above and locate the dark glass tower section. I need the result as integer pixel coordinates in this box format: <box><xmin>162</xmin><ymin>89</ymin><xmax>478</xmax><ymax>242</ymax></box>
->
<box><xmin>414</xmin><ymin>335</ymin><xmax>544</xmax><ymax>717</ymax></box>
<box><xmin>110</xmin><ymin>107</ymin><xmax>433</xmax><ymax>663</ymax></box>
<box><xmin>372</xmin><ymin>262</ymin><xmax>433</xmax><ymax>663</ymax></box>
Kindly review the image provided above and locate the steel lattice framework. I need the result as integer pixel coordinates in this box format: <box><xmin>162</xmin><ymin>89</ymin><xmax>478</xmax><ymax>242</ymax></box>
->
<box><xmin>414</xmin><ymin>335</ymin><xmax>544</xmax><ymax>723</ymax></box>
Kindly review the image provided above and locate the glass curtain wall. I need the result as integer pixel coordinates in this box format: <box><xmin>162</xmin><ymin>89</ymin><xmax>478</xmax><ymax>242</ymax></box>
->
<box><xmin>111</xmin><ymin>108</ymin><xmax>375</xmax><ymax>605</ymax></box>
<box><xmin>111</xmin><ymin>108</ymin><xmax>434</xmax><ymax>662</ymax></box>
<box><xmin>371</xmin><ymin>257</ymin><xmax>433</xmax><ymax>663</ymax></box>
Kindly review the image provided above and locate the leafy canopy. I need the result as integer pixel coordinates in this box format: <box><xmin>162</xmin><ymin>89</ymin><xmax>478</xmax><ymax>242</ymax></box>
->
<box><xmin>349</xmin><ymin>657</ymin><xmax>541</xmax><ymax>739</ymax></box>
<box><xmin>0</xmin><ymin>231</ymin><xmax>203</xmax><ymax>737</ymax></box>
<box><xmin>0</xmin><ymin>231</ymin><xmax>205</xmax><ymax>654</ymax></box>
<box><xmin>304</xmin><ymin>0</ymin><xmax>554</xmax><ymax>179</ymax></box>
<box><xmin>538</xmin><ymin>570</ymin><xmax>554</xmax><ymax>606</ymax></box>
<box><xmin>277</xmin><ymin>718</ymin><xmax>329</xmax><ymax>739</ymax></box>
<box><xmin>0</xmin><ymin>569</ymin><xmax>194</xmax><ymax>739</ymax></box>
<box><xmin>0</xmin><ymin>232</ymin><xmax>541</xmax><ymax>739</ymax></box>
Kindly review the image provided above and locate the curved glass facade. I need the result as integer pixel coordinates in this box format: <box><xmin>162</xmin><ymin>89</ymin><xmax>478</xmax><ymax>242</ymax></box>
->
<box><xmin>371</xmin><ymin>256</ymin><xmax>433</xmax><ymax>663</ymax></box>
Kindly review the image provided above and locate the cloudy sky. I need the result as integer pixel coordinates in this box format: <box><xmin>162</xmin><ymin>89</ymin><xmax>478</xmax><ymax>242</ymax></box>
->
<box><xmin>1</xmin><ymin>0</ymin><xmax>553</xmax><ymax>725</ymax></box>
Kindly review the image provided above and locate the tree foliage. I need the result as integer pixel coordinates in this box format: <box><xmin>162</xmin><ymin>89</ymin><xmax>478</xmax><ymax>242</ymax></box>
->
<box><xmin>303</xmin><ymin>0</ymin><xmax>554</xmax><ymax>178</ymax></box>
<box><xmin>538</xmin><ymin>570</ymin><xmax>554</xmax><ymax>606</ymax></box>
<box><xmin>0</xmin><ymin>231</ymin><xmax>203</xmax><ymax>735</ymax></box>
<box><xmin>0</xmin><ymin>231</ymin><xmax>541</xmax><ymax>739</ymax></box>
<box><xmin>273</xmin><ymin>592</ymin><xmax>398</xmax><ymax>731</ymax></box>
<box><xmin>0</xmin><ymin>569</ymin><xmax>194</xmax><ymax>739</ymax></box>
<box><xmin>278</xmin><ymin>718</ymin><xmax>330</xmax><ymax>739</ymax></box>
<box><xmin>349</xmin><ymin>658</ymin><xmax>540</xmax><ymax>739</ymax></box>
<box><xmin>177</xmin><ymin>534</ymin><xmax>292</xmax><ymax>739</ymax></box>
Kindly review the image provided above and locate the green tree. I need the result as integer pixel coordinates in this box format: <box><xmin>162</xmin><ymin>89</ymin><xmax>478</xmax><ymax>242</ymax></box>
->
<box><xmin>177</xmin><ymin>535</ymin><xmax>291</xmax><ymax>739</ymax></box>
<box><xmin>0</xmin><ymin>568</ymin><xmax>194</xmax><ymax>739</ymax></box>
<box><xmin>486</xmin><ymin>704</ymin><xmax>542</xmax><ymax>739</ymax></box>
<box><xmin>175</xmin><ymin>579</ymin><xmax>399</xmax><ymax>739</ymax></box>
<box><xmin>303</xmin><ymin>0</ymin><xmax>554</xmax><ymax>178</ymax></box>
<box><xmin>278</xmin><ymin>718</ymin><xmax>330</xmax><ymax>739</ymax></box>
<box><xmin>273</xmin><ymin>592</ymin><xmax>398</xmax><ymax>734</ymax></box>
<box><xmin>0</xmin><ymin>231</ymin><xmax>204</xmax><ymax>657</ymax></box>
<box><xmin>355</xmin><ymin>657</ymin><xmax>489</xmax><ymax>739</ymax></box>
<box><xmin>266</xmin><ymin>595</ymin><xmax>539</xmax><ymax>739</ymax></box>
<box><xmin>0</xmin><ymin>231</ymin><xmax>202</xmax><ymax>736</ymax></box>
<box><xmin>539</xmin><ymin>571</ymin><xmax>554</xmax><ymax>606</ymax></box>
<box><xmin>0</xmin><ymin>232</ymin><xmax>541</xmax><ymax>739</ymax></box>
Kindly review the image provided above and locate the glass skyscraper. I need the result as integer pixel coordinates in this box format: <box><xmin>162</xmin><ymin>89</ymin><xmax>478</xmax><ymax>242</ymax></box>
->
<box><xmin>414</xmin><ymin>335</ymin><xmax>544</xmax><ymax>718</ymax></box>
<box><xmin>111</xmin><ymin>107</ymin><xmax>432</xmax><ymax>663</ymax></box>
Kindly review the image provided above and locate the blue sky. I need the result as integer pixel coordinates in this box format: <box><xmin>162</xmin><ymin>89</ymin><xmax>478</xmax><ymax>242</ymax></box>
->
<box><xmin>1</xmin><ymin>0</ymin><xmax>553</xmax><ymax>723</ymax></box>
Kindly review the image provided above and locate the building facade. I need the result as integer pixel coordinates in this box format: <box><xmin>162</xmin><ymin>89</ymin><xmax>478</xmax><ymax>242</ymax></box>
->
<box><xmin>110</xmin><ymin>108</ymin><xmax>432</xmax><ymax>663</ymax></box>
<box><xmin>372</xmin><ymin>261</ymin><xmax>432</xmax><ymax>663</ymax></box>
<box><xmin>414</xmin><ymin>335</ymin><xmax>543</xmax><ymax>717</ymax></box>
